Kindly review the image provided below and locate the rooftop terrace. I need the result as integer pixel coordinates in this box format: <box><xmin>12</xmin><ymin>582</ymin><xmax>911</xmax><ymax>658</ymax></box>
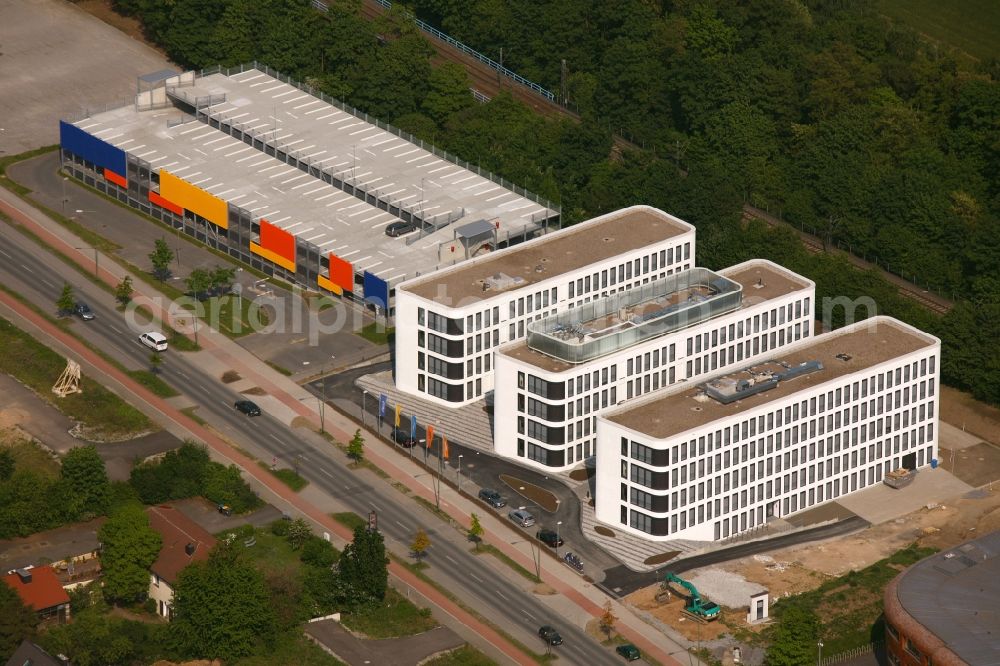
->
<box><xmin>170</xmin><ymin>66</ymin><xmax>557</xmax><ymax>236</ymax></box>
<box><xmin>400</xmin><ymin>206</ymin><xmax>693</xmax><ymax>304</ymax></box>
<box><xmin>502</xmin><ymin>260</ymin><xmax>812</xmax><ymax>372</ymax></box>
<box><xmin>605</xmin><ymin>317</ymin><xmax>936</xmax><ymax>440</ymax></box>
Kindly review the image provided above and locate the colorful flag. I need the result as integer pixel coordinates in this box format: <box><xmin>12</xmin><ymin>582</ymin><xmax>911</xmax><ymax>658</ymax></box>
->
<box><xmin>379</xmin><ymin>393</ymin><xmax>387</xmax><ymax>417</ymax></box>
<box><xmin>426</xmin><ymin>425</ymin><xmax>435</xmax><ymax>449</ymax></box>
<box><xmin>410</xmin><ymin>415</ymin><xmax>417</xmax><ymax>440</ymax></box>
<box><xmin>394</xmin><ymin>403</ymin><xmax>402</xmax><ymax>428</ymax></box>
<box><xmin>442</xmin><ymin>435</ymin><xmax>449</xmax><ymax>460</ymax></box>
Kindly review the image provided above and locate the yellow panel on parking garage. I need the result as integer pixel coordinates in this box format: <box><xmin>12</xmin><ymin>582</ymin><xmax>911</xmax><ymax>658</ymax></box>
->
<box><xmin>159</xmin><ymin>170</ymin><xmax>228</xmax><ymax>229</ymax></box>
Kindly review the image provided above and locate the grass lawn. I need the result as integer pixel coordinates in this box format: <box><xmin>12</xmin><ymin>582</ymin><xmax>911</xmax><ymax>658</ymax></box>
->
<box><xmin>0</xmin><ymin>429</ymin><xmax>61</xmax><ymax>478</ymax></box>
<box><xmin>126</xmin><ymin>370</ymin><xmax>179</xmax><ymax>398</ymax></box>
<box><xmin>341</xmin><ymin>586</ymin><xmax>438</xmax><ymax>638</ymax></box>
<box><xmin>773</xmin><ymin>543</ymin><xmax>937</xmax><ymax>654</ymax></box>
<box><xmin>234</xmin><ymin>633</ymin><xmax>346</xmax><ymax>666</ymax></box>
<box><xmin>195</xmin><ymin>295</ymin><xmax>271</xmax><ymax>337</ymax></box>
<box><xmin>168</xmin><ymin>329</ymin><xmax>201</xmax><ymax>352</ymax></box>
<box><xmin>331</xmin><ymin>512</ymin><xmax>366</xmax><ymax>531</ymax></box>
<box><xmin>357</xmin><ymin>322</ymin><xmax>394</xmax><ymax>345</ymax></box>
<box><xmin>423</xmin><ymin>645</ymin><xmax>496</xmax><ymax>666</ymax></box>
<box><xmin>0</xmin><ymin>316</ymin><xmax>154</xmax><ymax>438</ymax></box>
<box><xmin>226</xmin><ymin>527</ymin><xmax>308</xmax><ymax>573</ymax></box>
<box><xmin>258</xmin><ymin>462</ymin><xmax>309</xmax><ymax>492</ymax></box>
<box><xmin>879</xmin><ymin>0</ymin><xmax>1000</xmax><ymax>60</ymax></box>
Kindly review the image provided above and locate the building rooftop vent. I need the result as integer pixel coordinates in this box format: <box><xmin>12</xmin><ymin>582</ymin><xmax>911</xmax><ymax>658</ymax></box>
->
<box><xmin>185</xmin><ymin>542</ymin><xmax>196</xmax><ymax>556</ymax></box>
<box><xmin>15</xmin><ymin>568</ymin><xmax>32</xmax><ymax>584</ymax></box>
<box><xmin>481</xmin><ymin>272</ymin><xmax>526</xmax><ymax>292</ymax></box>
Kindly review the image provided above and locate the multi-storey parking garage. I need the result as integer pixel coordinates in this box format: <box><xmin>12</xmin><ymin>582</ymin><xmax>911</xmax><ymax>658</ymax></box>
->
<box><xmin>59</xmin><ymin>66</ymin><xmax>558</xmax><ymax>312</ymax></box>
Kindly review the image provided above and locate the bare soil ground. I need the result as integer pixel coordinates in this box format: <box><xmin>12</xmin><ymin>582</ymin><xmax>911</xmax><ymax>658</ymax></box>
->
<box><xmin>75</xmin><ymin>0</ymin><xmax>167</xmax><ymax>57</ymax></box>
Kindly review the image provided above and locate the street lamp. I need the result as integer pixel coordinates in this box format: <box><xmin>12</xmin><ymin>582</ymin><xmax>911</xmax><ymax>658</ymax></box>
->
<box><xmin>556</xmin><ymin>520</ymin><xmax>562</xmax><ymax>557</ymax></box>
<box><xmin>415</xmin><ymin>472</ymin><xmax>441</xmax><ymax>510</ymax></box>
<box><xmin>511</xmin><ymin>539</ymin><xmax>541</xmax><ymax>582</ymax></box>
<box><xmin>299</xmin><ymin>395</ymin><xmax>325</xmax><ymax>434</ymax></box>
<box><xmin>816</xmin><ymin>640</ymin><xmax>823</xmax><ymax>666</ymax></box>
<box><xmin>457</xmin><ymin>454</ymin><xmax>463</xmax><ymax>494</ymax></box>
<box><xmin>74</xmin><ymin>246</ymin><xmax>98</xmax><ymax>277</ymax></box>
<box><xmin>61</xmin><ymin>176</ymin><xmax>68</xmax><ymax>215</ymax></box>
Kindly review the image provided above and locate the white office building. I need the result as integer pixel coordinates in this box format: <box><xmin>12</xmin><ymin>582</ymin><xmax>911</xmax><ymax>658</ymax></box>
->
<box><xmin>494</xmin><ymin>260</ymin><xmax>815</xmax><ymax>470</ymax></box>
<box><xmin>595</xmin><ymin>316</ymin><xmax>940</xmax><ymax>542</ymax></box>
<box><xmin>393</xmin><ymin>206</ymin><xmax>696</xmax><ymax>406</ymax></box>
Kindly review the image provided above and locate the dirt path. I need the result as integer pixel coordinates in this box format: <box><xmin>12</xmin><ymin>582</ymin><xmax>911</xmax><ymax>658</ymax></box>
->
<box><xmin>940</xmin><ymin>385</ymin><xmax>1000</xmax><ymax>445</ymax></box>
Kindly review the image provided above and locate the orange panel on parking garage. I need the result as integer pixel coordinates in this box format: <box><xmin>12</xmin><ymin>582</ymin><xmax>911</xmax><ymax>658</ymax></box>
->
<box><xmin>329</xmin><ymin>254</ymin><xmax>353</xmax><ymax>292</ymax></box>
<box><xmin>159</xmin><ymin>170</ymin><xmax>228</xmax><ymax>229</ymax></box>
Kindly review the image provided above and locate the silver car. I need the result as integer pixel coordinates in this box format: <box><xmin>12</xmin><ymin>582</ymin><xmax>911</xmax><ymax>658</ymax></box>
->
<box><xmin>508</xmin><ymin>509</ymin><xmax>535</xmax><ymax>528</ymax></box>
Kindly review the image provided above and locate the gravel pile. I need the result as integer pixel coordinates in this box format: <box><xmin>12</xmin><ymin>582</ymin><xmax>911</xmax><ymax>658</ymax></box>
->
<box><xmin>685</xmin><ymin>569</ymin><xmax>765</xmax><ymax>609</ymax></box>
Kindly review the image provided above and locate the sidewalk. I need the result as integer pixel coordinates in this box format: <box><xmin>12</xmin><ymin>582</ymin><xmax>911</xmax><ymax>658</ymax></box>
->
<box><xmin>0</xmin><ymin>187</ymin><xmax>690</xmax><ymax>665</ymax></box>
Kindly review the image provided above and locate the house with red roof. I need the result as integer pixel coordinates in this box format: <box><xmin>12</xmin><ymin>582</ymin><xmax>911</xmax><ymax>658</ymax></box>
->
<box><xmin>2</xmin><ymin>566</ymin><xmax>70</xmax><ymax>622</ymax></box>
<box><xmin>145</xmin><ymin>505</ymin><xmax>216</xmax><ymax>620</ymax></box>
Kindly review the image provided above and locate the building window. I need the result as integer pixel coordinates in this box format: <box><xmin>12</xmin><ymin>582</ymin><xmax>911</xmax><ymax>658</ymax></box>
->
<box><xmin>630</xmin><ymin>510</ymin><xmax>652</xmax><ymax>534</ymax></box>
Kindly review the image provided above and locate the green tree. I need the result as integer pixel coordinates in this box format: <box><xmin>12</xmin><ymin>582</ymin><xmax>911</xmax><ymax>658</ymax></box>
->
<box><xmin>185</xmin><ymin>268</ymin><xmax>213</xmax><ymax>301</ymax></box>
<box><xmin>61</xmin><ymin>445</ymin><xmax>111</xmax><ymax>518</ymax></box>
<box><xmin>422</xmin><ymin>63</ymin><xmax>475</xmax><ymax>126</ymax></box>
<box><xmin>0</xmin><ymin>580</ymin><xmax>37</xmax><ymax>661</ymax></box>
<box><xmin>337</xmin><ymin>525</ymin><xmax>388</xmax><ymax>606</ymax></box>
<box><xmin>764</xmin><ymin>606</ymin><xmax>820</xmax><ymax>666</ymax></box>
<box><xmin>347</xmin><ymin>429</ymin><xmax>365</xmax><ymax>462</ymax></box>
<box><xmin>98</xmin><ymin>504</ymin><xmax>162</xmax><ymax>603</ymax></box>
<box><xmin>114</xmin><ymin>276</ymin><xmax>133</xmax><ymax>306</ymax></box>
<box><xmin>42</xmin><ymin>606</ymin><xmax>144</xmax><ymax>666</ymax></box>
<box><xmin>410</xmin><ymin>528</ymin><xmax>430</xmax><ymax>560</ymax></box>
<box><xmin>467</xmin><ymin>512</ymin><xmax>484</xmax><ymax>551</ymax></box>
<box><xmin>300</xmin><ymin>535</ymin><xmax>337</xmax><ymax>569</ymax></box>
<box><xmin>286</xmin><ymin>518</ymin><xmax>312</xmax><ymax>550</ymax></box>
<box><xmin>209</xmin><ymin>265</ymin><xmax>237</xmax><ymax>293</ymax></box>
<box><xmin>57</xmin><ymin>283</ymin><xmax>75</xmax><ymax>316</ymax></box>
<box><xmin>148</xmin><ymin>238</ymin><xmax>173</xmax><ymax>281</ymax></box>
<box><xmin>170</xmin><ymin>545</ymin><xmax>277</xmax><ymax>661</ymax></box>
<box><xmin>149</xmin><ymin>351</ymin><xmax>163</xmax><ymax>375</ymax></box>
<box><xmin>0</xmin><ymin>450</ymin><xmax>14</xmax><ymax>482</ymax></box>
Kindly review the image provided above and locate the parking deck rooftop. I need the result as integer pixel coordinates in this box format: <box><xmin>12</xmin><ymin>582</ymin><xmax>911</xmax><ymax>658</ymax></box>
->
<box><xmin>502</xmin><ymin>260</ymin><xmax>812</xmax><ymax>372</ymax></box>
<box><xmin>604</xmin><ymin>318</ymin><xmax>936</xmax><ymax>440</ymax></box>
<box><xmin>171</xmin><ymin>67</ymin><xmax>557</xmax><ymax>236</ymax></box>
<box><xmin>400</xmin><ymin>207</ymin><xmax>693</xmax><ymax>304</ymax></box>
<box><xmin>76</xmin><ymin>106</ymin><xmax>457</xmax><ymax>283</ymax></box>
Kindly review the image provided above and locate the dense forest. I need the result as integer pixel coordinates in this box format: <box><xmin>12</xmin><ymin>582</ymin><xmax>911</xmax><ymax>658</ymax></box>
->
<box><xmin>110</xmin><ymin>0</ymin><xmax>999</xmax><ymax>405</ymax></box>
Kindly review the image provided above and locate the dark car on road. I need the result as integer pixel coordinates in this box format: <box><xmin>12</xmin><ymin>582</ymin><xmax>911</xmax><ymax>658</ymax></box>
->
<box><xmin>538</xmin><ymin>625</ymin><xmax>563</xmax><ymax>646</ymax></box>
<box><xmin>74</xmin><ymin>302</ymin><xmax>95</xmax><ymax>320</ymax></box>
<box><xmin>393</xmin><ymin>430</ymin><xmax>421</xmax><ymax>448</ymax></box>
<box><xmin>234</xmin><ymin>399</ymin><xmax>261</xmax><ymax>416</ymax></box>
<box><xmin>536</xmin><ymin>528</ymin><xmax>564</xmax><ymax>548</ymax></box>
<box><xmin>616</xmin><ymin>644</ymin><xmax>641</xmax><ymax>661</ymax></box>
<box><xmin>478</xmin><ymin>488</ymin><xmax>506</xmax><ymax>508</ymax></box>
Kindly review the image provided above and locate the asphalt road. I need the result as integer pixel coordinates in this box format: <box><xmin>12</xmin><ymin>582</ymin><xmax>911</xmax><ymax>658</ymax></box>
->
<box><xmin>0</xmin><ymin>221</ymin><xmax>617</xmax><ymax>665</ymax></box>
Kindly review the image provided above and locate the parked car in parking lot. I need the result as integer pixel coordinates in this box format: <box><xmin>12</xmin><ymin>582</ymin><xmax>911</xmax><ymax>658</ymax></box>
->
<box><xmin>508</xmin><ymin>509</ymin><xmax>535</xmax><ymax>527</ymax></box>
<box><xmin>234</xmin><ymin>399</ymin><xmax>261</xmax><ymax>416</ymax></box>
<box><xmin>616</xmin><ymin>644</ymin><xmax>641</xmax><ymax>661</ymax></box>
<box><xmin>478</xmin><ymin>488</ymin><xmax>506</xmax><ymax>508</ymax></box>
<box><xmin>536</xmin><ymin>528</ymin><xmax>564</xmax><ymax>548</ymax></box>
<box><xmin>538</xmin><ymin>625</ymin><xmax>563</xmax><ymax>646</ymax></box>
<box><xmin>385</xmin><ymin>221</ymin><xmax>417</xmax><ymax>237</ymax></box>
<box><xmin>74</xmin><ymin>302</ymin><xmax>95</xmax><ymax>320</ymax></box>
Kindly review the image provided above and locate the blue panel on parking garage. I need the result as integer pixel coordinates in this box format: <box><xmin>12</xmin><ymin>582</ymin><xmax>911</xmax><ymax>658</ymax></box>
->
<box><xmin>363</xmin><ymin>271</ymin><xmax>389</xmax><ymax>311</ymax></box>
<box><xmin>59</xmin><ymin>120</ymin><xmax>127</xmax><ymax>176</ymax></box>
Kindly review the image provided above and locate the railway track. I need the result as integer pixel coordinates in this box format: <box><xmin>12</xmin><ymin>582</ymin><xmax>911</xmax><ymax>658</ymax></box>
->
<box><xmin>743</xmin><ymin>205</ymin><xmax>953</xmax><ymax>316</ymax></box>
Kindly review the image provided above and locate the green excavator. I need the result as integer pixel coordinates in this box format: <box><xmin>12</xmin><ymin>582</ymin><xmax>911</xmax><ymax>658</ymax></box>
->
<box><xmin>661</xmin><ymin>572</ymin><xmax>721</xmax><ymax>621</ymax></box>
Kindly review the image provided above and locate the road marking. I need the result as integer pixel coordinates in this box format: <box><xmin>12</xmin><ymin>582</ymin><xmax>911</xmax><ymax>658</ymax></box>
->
<box><xmin>496</xmin><ymin>590</ymin><xmax>509</xmax><ymax>601</ymax></box>
<box><xmin>319</xmin><ymin>468</ymin><xmax>334</xmax><ymax>477</ymax></box>
<box><xmin>40</xmin><ymin>279</ymin><xmax>55</xmax><ymax>288</ymax></box>
<box><xmin>0</xmin><ymin>249</ymin><xmax>10</xmax><ymax>259</ymax></box>
<box><xmin>176</xmin><ymin>371</ymin><xmax>188</xmax><ymax>378</ymax></box>
<box><xmin>395</xmin><ymin>520</ymin><xmax>408</xmax><ymax>530</ymax></box>
<box><xmin>109</xmin><ymin>325</ymin><xmax>122</xmax><ymax>335</ymax></box>
<box><xmin>521</xmin><ymin>609</ymin><xmax>534</xmax><ymax>620</ymax></box>
<box><xmin>370</xmin><ymin>504</ymin><xmax>380</xmax><ymax>512</ymax></box>
<box><xmin>20</xmin><ymin>264</ymin><xmax>33</xmax><ymax>273</ymax></box>
<box><xmin>445</xmin><ymin>555</ymin><xmax>456</xmax><ymax>564</ymax></box>
<box><xmin>269</xmin><ymin>433</ymin><xmax>282</xmax><ymax>443</ymax></box>
<box><xmin>470</xmin><ymin>574</ymin><xmax>483</xmax><ymax>583</ymax></box>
